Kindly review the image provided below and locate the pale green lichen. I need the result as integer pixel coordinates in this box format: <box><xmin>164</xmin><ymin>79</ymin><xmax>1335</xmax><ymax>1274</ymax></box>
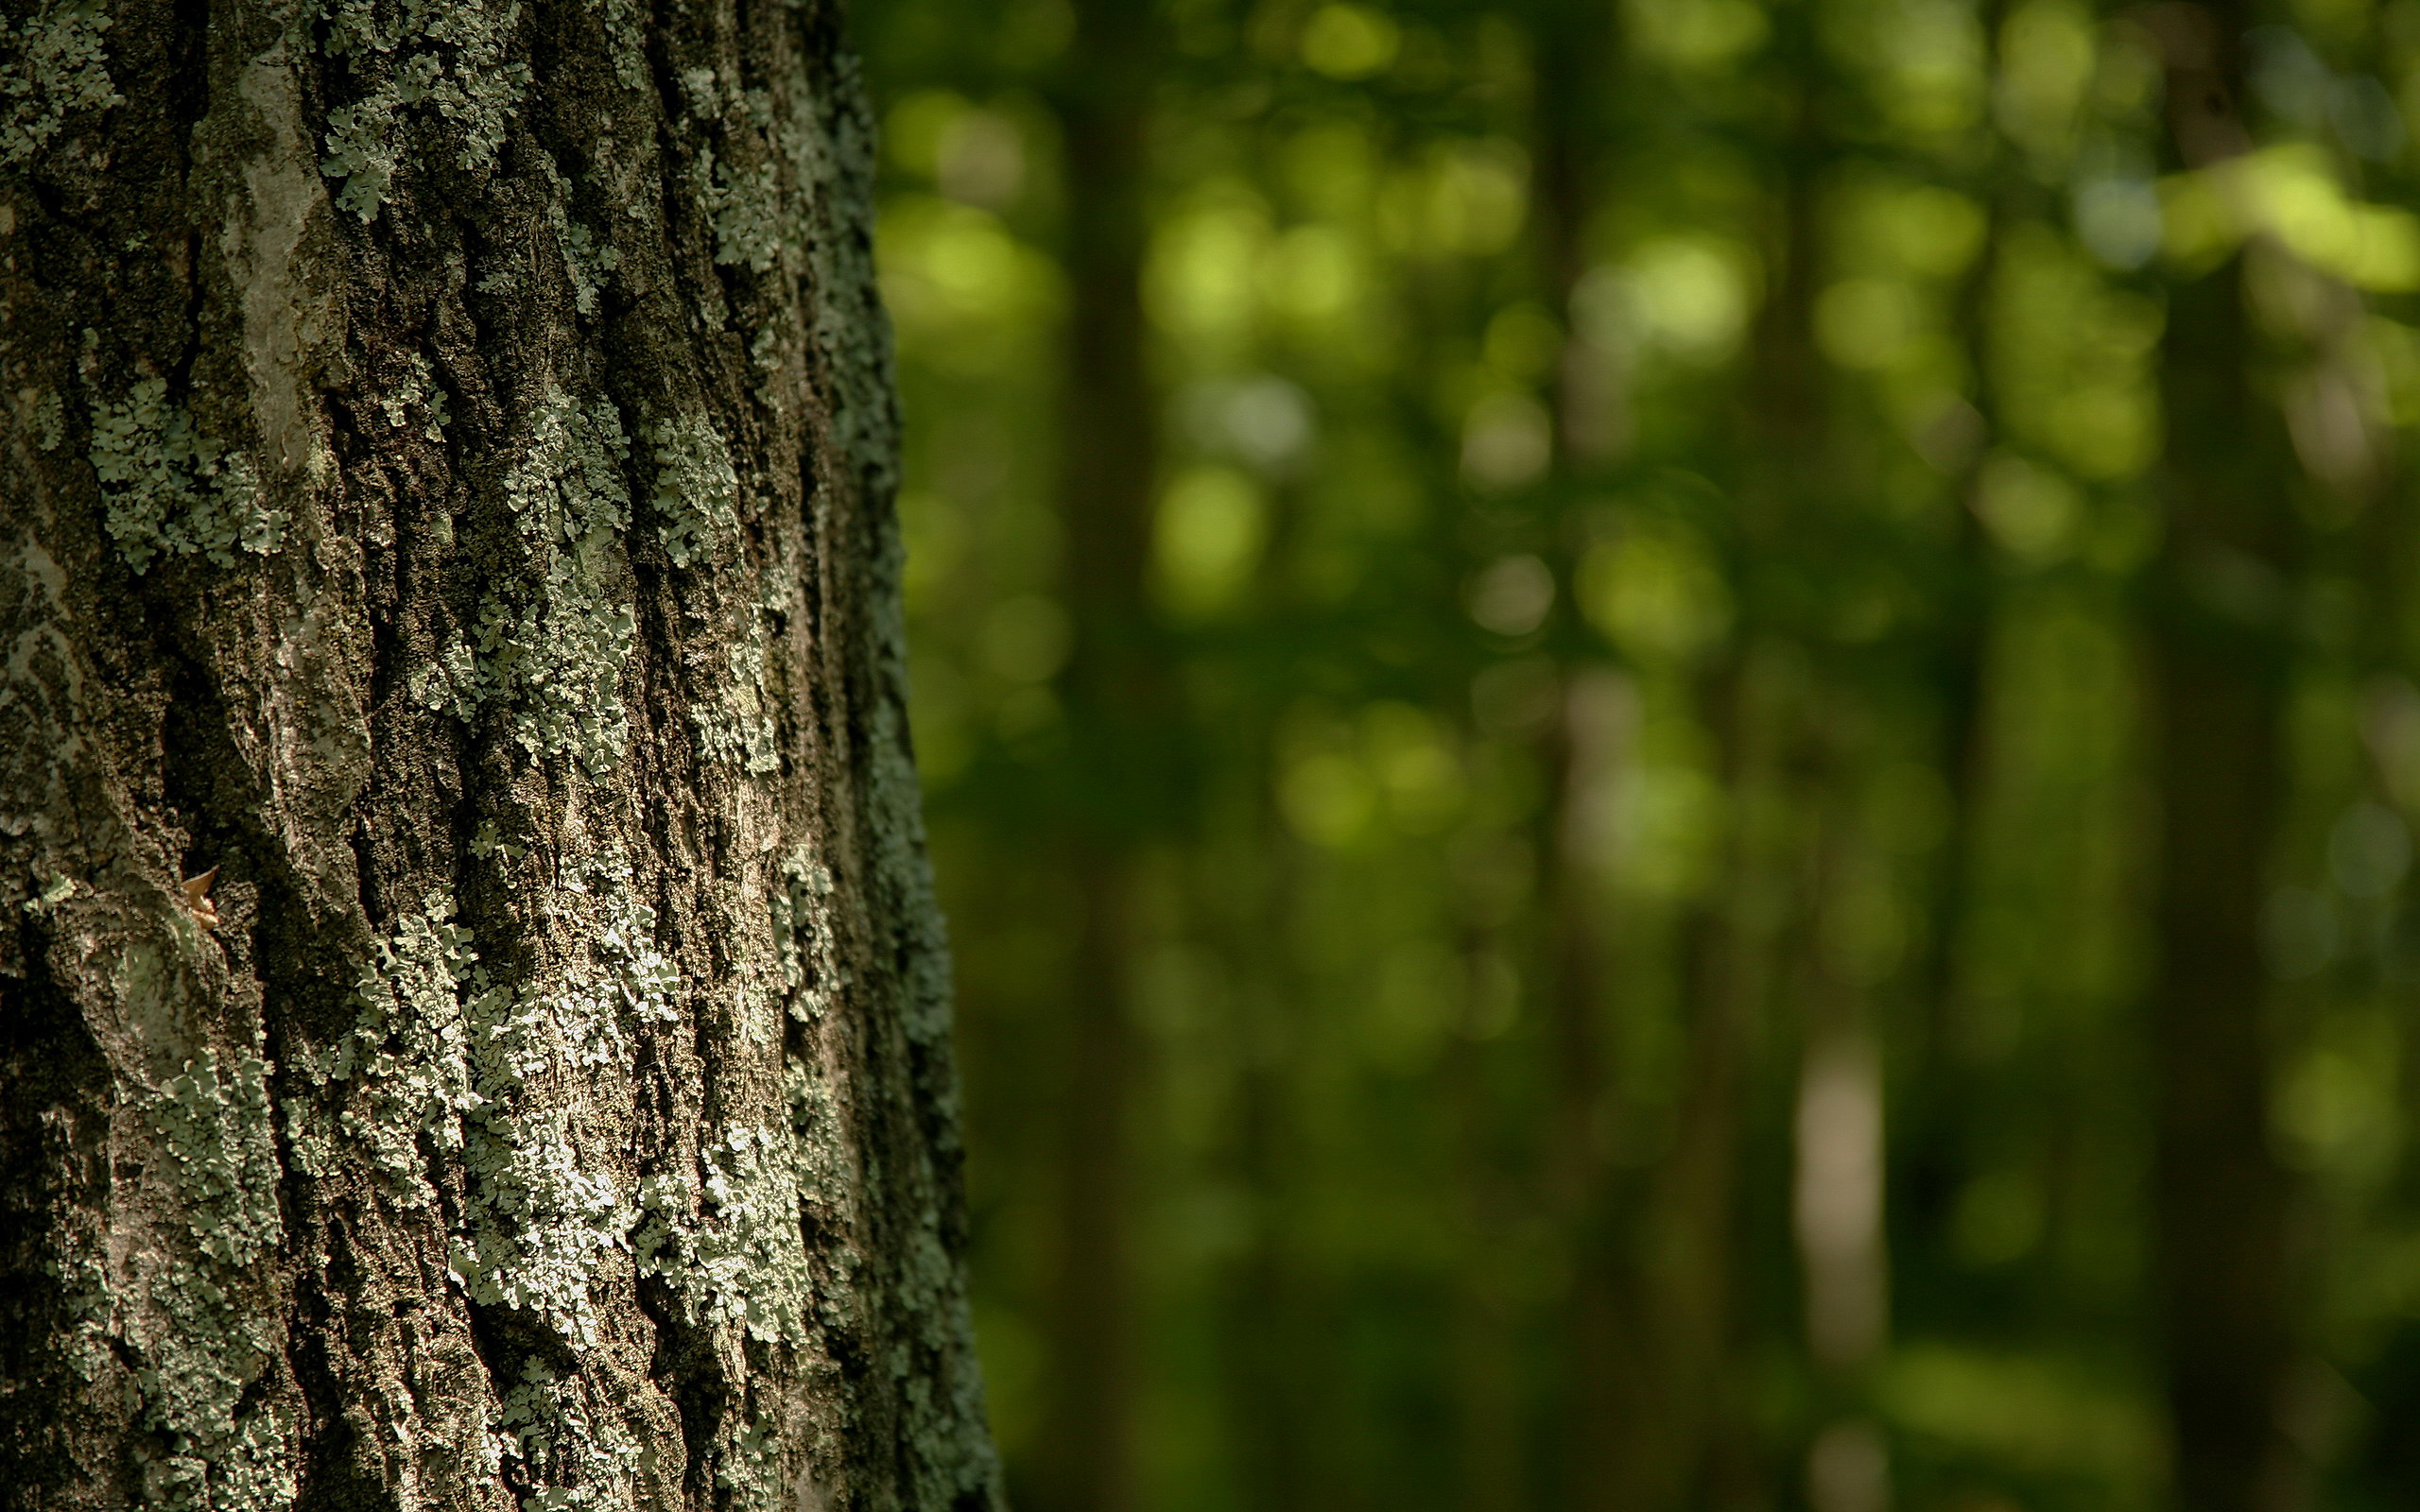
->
<box><xmin>717</xmin><ymin>1420</ymin><xmax>785</xmax><ymax>1509</ymax></box>
<box><xmin>134</xmin><ymin>1332</ymin><xmax>297</xmax><ymax>1512</ymax></box>
<box><xmin>606</xmin><ymin>845</ymin><xmax>864</xmax><ymax>1510</ymax></box>
<box><xmin>452</xmin><ymin>1111</ymin><xmax>633</xmax><ymax>1345</ymax></box>
<box><xmin>316</xmin><ymin>0</ymin><xmax>531</xmax><ymax>219</ymax></box>
<box><xmin>207</xmin><ymin>1403</ymin><xmax>300</xmax><ymax>1511</ymax></box>
<box><xmin>298</xmin><ymin>891</ymin><xmax>482</xmax><ymax>1185</ymax></box>
<box><xmin>748</xmin><ymin>325</ymin><xmax>780</xmax><ymax>369</ymax></box>
<box><xmin>136</xmin><ymin>1045</ymin><xmax>297</xmax><ymax>1510</ymax></box>
<box><xmin>747</xmin><ymin>323</ymin><xmax>788</xmax><ymax>409</ymax></box>
<box><xmin>592</xmin><ymin>0</ymin><xmax>646</xmax><ymax>92</ymax></box>
<box><xmin>148</xmin><ymin>1049</ymin><xmax>285</xmax><ymax>1268</ymax></box>
<box><xmin>646</xmin><ymin>412</ymin><xmax>738</xmax><ymax>568</ymax></box>
<box><xmin>452</xmin><ymin>855</ymin><xmax>671</xmax><ymax>1343</ymax></box>
<box><xmin>634</xmin><ymin>1066</ymin><xmax>846</xmax><ymax>1510</ymax></box>
<box><xmin>562</xmin><ymin>218</ymin><xmax>619</xmax><ymax>316</ymax></box>
<box><xmin>780</xmin><ymin>1057</ymin><xmax>855</xmax><ymax>1330</ymax></box>
<box><xmin>459</xmin><ymin>387</ymin><xmax>636</xmax><ymax>774</ymax></box>
<box><xmin>469</xmin><ymin>817</ymin><xmax>529</xmax><ymax>864</ymax></box>
<box><xmin>24</xmin><ymin>871</ymin><xmax>77</xmax><ymax>914</ymax></box>
<box><xmin>409</xmin><ymin>631</ymin><xmax>482</xmax><ymax>721</ymax></box>
<box><xmin>315</xmin><ymin>860</ymin><xmax>677</xmax><ymax>1347</ymax></box>
<box><xmin>692</xmin><ymin>641</ymin><xmax>779</xmax><ymax>776</ymax></box>
<box><xmin>634</xmin><ymin>1124</ymin><xmax>812</xmax><ymax>1346</ymax></box>
<box><xmin>771</xmin><ymin>845</ymin><xmax>839</xmax><ymax>1022</ymax></box>
<box><xmin>675</xmin><ymin>65</ymin><xmax>719</xmax><ymax>120</ymax></box>
<box><xmin>0</xmin><ymin>0</ymin><xmax>121</xmax><ymax>170</ymax></box>
<box><xmin>539</xmin><ymin>154</ymin><xmax>620</xmax><ymax>317</ymax></box>
<box><xmin>694</xmin><ymin>148</ymin><xmax>783</xmax><ymax>273</ymax></box>
<box><xmin>376</xmin><ymin>352</ymin><xmax>452</xmax><ymax>439</ymax></box>
<box><xmin>35</xmin><ymin>389</ymin><xmax>65</xmax><ymax>451</ymax></box>
<box><xmin>674</xmin><ymin>66</ymin><xmax>786</xmax><ymax>275</ymax></box>
<box><xmin>779</xmin><ymin>56</ymin><xmax>900</xmax><ymax>499</ymax></box>
<box><xmin>90</xmin><ymin>379</ymin><xmax>283</xmax><ymax>575</ymax></box>
<box><xmin>493</xmin><ymin>1358</ymin><xmax>649</xmax><ymax>1511</ymax></box>
<box><xmin>566</xmin><ymin>851</ymin><xmax>683</xmax><ymax>1035</ymax></box>
<box><xmin>394</xmin><ymin>384</ymin><xmax>647</xmax><ymax>770</ymax></box>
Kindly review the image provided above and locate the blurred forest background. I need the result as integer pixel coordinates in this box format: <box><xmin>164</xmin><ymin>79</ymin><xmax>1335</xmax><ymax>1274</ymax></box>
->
<box><xmin>856</xmin><ymin>0</ymin><xmax>2420</xmax><ymax>1507</ymax></box>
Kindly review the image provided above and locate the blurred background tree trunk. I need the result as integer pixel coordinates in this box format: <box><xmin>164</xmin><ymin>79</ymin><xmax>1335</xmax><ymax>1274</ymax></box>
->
<box><xmin>0</xmin><ymin>2</ymin><xmax>1001</xmax><ymax>1507</ymax></box>
<box><xmin>1041</xmin><ymin>5</ymin><xmax>1163</xmax><ymax>1512</ymax></box>
<box><xmin>2146</xmin><ymin>6</ymin><xmax>2301</xmax><ymax>1508</ymax></box>
<box><xmin>1522</xmin><ymin>4</ymin><xmax>1634</xmax><ymax>1503</ymax></box>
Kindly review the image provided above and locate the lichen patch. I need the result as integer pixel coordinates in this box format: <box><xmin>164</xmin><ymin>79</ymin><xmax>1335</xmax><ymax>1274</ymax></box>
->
<box><xmin>0</xmin><ymin>0</ymin><xmax>122</xmax><ymax>171</ymax></box>
<box><xmin>147</xmin><ymin>1048</ymin><xmax>285</xmax><ymax>1268</ymax></box>
<box><xmin>316</xmin><ymin>0</ymin><xmax>531</xmax><ymax>220</ymax></box>
<box><xmin>462</xmin><ymin>387</ymin><xmax>638</xmax><ymax>775</ymax></box>
<box><xmin>89</xmin><ymin>379</ymin><xmax>283</xmax><ymax>576</ymax></box>
<box><xmin>316</xmin><ymin>856</ymin><xmax>679</xmax><ymax>1349</ymax></box>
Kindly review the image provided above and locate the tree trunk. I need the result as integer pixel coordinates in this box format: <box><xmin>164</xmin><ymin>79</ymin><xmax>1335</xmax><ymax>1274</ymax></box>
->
<box><xmin>2145</xmin><ymin>7</ymin><xmax>2298</xmax><ymax>1508</ymax></box>
<box><xmin>1036</xmin><ymin>4</ymin><xmax>1159</xmax><ymax>1511</ymax></box>
<box><xmin>0</xmin><ymin>3</ymin><xmax>1001</xmax><ymax>1509</ymax></box>
<box><xmin>1519</xmin><ymin>8</ymin><xmax>1634</xmax><ymax>1503</ymax></box>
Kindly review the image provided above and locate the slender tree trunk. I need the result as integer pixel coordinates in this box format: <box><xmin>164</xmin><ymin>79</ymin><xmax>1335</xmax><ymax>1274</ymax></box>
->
<box><xmin>1789</xmin><ymin>757</ymin><xmax>1888</xmax><ymax>1388</ymax></box>
<box><xmin>1219</xmin><ymin>809</ymin><xmax>1330</xmax><ymax>1512</ymax></box>
<box><xmin>1541</xmin><ymin>669</ymin><xmax>1629</xmax><ymax>1512</ymax></box>
<box><xmin>1638</xmin><ymin>652</ymin><xmax>1755</xmax><ymax>1511</ymax></box>
<box><xmin>2144</xmin><ymin>8</ymin><xmax>2299</xmax><ymax>1508</ymax></box>
<box><xmin>1039</xmin><ymin>4</ymin><xmax>1159</xmax><ymax>1511</ymax></box>
<box><xmin>1519</xmin><ymin>9</ymin><xmax>1635</xmax><ymax>1503</ymax></box>
<box><xmin>0</xmin><ymin>3</ymin><xmax>1001</xmax><ymax>1508</ymax></box>
<box><xmin>1904</xmin><ymin>0</ymin><xmax>2007</xmax><ymax>1254</ymax></box>
<box><xmin>1227</xmin><ymin>973</ymin><xmax>1316</xmax><ymax>1512</ymax></box>
<box><xmin>1449</xmin><ymin>922</ymin><xmax>1524</xmax><ymax>1512</ymax></box>
<box><xmin>1743</xmin><ymin>68</ymin><xmax>1897</xmax><ymax>1511</ymax></box>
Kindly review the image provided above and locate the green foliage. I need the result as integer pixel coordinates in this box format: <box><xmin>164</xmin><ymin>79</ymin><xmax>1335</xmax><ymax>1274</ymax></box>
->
<box><xmin>863</xmin><ymin>0</ymin><xmax>2420</xmax><ymax>1507</ymax></box>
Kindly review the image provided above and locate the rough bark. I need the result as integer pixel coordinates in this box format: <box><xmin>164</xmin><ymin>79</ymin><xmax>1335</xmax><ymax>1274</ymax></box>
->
<box><xmin>0</xmin><ymin>2</ymin><xmax>1002</xmax><ymax>1508</ymax></box>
